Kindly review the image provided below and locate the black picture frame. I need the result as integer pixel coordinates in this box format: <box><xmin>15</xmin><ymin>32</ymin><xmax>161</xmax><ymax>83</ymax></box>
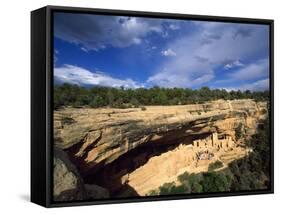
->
<box><xmin>31</xmin><ymin>5</ymin><xmax>274</xmax><ymax>208</ymax></box>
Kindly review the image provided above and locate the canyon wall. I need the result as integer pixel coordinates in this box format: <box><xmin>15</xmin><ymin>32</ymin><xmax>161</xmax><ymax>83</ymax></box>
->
<box><xmin>53</xmin><ymin>99</ymin><xmax>267</xmax><ymax>198</ymax></box>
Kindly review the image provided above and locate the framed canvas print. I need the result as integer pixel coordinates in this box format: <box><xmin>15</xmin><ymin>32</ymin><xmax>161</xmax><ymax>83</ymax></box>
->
<box><xmin>31</xmin><ymin>5</ymin><xmax>274</xmax><ymax>207</ymax></box>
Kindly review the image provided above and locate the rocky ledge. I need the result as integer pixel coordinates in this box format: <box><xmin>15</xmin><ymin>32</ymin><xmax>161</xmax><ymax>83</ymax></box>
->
<box><xmin>53</xmin><ymin>99</ymin><xmax>267</xmax><ymax>198</ymax></box>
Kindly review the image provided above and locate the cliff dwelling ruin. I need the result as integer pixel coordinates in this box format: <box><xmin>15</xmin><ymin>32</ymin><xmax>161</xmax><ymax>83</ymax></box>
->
<box><xmin>53</xmin><ymin>99</ymin><xmax>267</xmax><ymax>199</ymax></box>
<box><xmin>79</xmin><ymin>132</ymin><xmax>250</xmax><ymax>197</ymax></box>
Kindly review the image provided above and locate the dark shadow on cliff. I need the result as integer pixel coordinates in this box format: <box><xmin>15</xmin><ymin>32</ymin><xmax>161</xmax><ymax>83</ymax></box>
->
<box><xmin>64</xmin><ymin>124</ymin><xmax>218</xmax><ymax>197</ymax></box>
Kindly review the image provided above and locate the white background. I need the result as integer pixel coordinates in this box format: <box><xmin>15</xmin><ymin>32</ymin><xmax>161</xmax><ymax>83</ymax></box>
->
<box><xmin>0</xmin><ymin>0</ymin><xmax>279</xmax><ymax>212</ymax></box>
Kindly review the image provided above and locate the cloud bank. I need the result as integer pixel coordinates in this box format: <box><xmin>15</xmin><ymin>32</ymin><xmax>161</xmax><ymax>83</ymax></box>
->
<box><xmin>147</xmin><ymin>21</ymin><xmax>269</xmax><ymax>90</ymax></box>
<box><xmin>161</xmin><ymin>49</ymin><xmax>177</xmax><ymax>56</ymax></box>
<box><xmin>54</xmin><ymin>13</ymin><xmax>270</xmax><ymax>92</ymax></box>
<box><xmin>54</xmin><ymin>13</ymin><xmax>167</xmax><ymax>51</ymax></box>
<box><xmin>54</xmin><ymin>64</ymin><xmax>143</xmax><ymax>88</ymax></box>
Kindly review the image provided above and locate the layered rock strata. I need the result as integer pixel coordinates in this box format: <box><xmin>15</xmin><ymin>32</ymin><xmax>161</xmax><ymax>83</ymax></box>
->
<box><xmin>53</xmin><ymin>99</ymin><xmax>267</xmax><ymax>197</ymax></box>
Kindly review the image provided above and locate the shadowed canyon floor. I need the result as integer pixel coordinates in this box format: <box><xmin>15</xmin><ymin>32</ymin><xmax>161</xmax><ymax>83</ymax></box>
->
<box><xmin>53</xmin><ymin>99</ymin><xmax>268</xmax><ymax>199</ymax></box>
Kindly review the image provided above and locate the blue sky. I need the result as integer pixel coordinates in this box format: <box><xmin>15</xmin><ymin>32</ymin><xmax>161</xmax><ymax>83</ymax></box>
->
<box><xmin>53</xmin><ymin>12</ymin><xmax>270</xmax><ymax>91</ymax></box>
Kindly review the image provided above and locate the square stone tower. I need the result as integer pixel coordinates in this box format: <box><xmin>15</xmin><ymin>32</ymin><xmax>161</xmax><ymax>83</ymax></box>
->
<box><xmin>212</xmin><ymin>132</ymin><xmax>218</xmax><ymax>147</ymax></box>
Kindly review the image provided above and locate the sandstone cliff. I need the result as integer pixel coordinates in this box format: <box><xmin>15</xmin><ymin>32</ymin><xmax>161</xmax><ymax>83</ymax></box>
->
<box><xmin>53</xmin><ymin>148</ymin><xmax>110</xmax><ymax>201</ymax></box>
<box><xmin>53</xmin><ymin>99</ymin><xmax>267</xmax><ymax>197</ymax></box>
<box><xmin>54</xmin><ymin>99</ymin><xmax>266</xmax><ymax>165</ymax></box>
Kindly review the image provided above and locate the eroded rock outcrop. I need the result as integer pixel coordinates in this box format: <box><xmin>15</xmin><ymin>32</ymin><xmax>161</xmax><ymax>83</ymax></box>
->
<box><xmin>54</xmin><ymin>99</ymin><xmax>266</xmax><ymax>167</ymax></box>
<box><xmin>53</xmin><ymin>148</ymin><xmax>110</xmax><ymax>201</ymax></box>
<box><xmin>54</xmin><ymin>100</ymin><xmax>267</xmax><ymax>196</ymax></box>
<box><xmin>53</xmin><ymin>148</ymin><xmax>85</xmax><ymax>201</ymax></box>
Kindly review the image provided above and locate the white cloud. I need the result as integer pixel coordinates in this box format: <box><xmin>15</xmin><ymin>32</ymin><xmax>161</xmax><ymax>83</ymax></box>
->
<box><xmin>54</xmin><ymin>16</ymin><xmax>269</xmax><ymax>90</ymax></box>
<box><xmin>169</xmin><ymin>24</ymin><xmax>180</xmax><ymax>30</ymax></box>
<box><xmin>222</xmin><ymin>78</ymin><xmax>269</xmax><ymax>92</ymax></box>
<box><xmin>242</xmin><ymin>78</ymin><xmax>269</xmax><ymax>91</ymax></box>
<box><xmin>161</xmin><ymin>49</ymin><xmax>177</xmax><ymax>56</ymax></box>
<box><xmin>54</xmin><ymin>64</ymin><xmax>143</xmax><ymax>88</ymax></box>
<box><xmin>147</xmin><ymin>65</ymin><xmax>214</xmax><ymax>88</ymax></box>
<box><xmin>147</xmin><ymin>21</ymin><xmax>269</xmax><ymax>88</ymax></box>
<box><xmin>224</xmin><ymin>60</ymin><xmax>244</xmax><ymax>69</ymax></box>
<box><xmin>80</xmin><ymin>47</ymin><xmax>89</xmax><ymax>53</ymax></box>
<box><xmin>228</xmin><ymin>59</ymin><xmax>269</xmax><ymax>81</ymax></box>
<box><xmin>192</xmin><ymin>74</ymin><xmax>215</xmax><ymax>85</ymax></box>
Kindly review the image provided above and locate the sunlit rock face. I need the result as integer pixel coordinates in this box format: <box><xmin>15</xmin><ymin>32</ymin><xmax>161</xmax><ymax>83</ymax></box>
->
<box><xmin>53</xmin><ymin>99</ymin><xmax>267</xmax><ymax>197</ymax></box>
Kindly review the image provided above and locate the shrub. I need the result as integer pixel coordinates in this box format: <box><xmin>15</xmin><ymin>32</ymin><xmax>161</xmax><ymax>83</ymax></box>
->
<box><xmin>130</xmin><ymin>98</ymin><xmax>140</xmax><ymax>108</ymax></box>
<box><xmin>235</xmin><ymin>123</ymin><xmax>243</xmax><ymax>140</ymax></box>
<box><xmin>169</xmin><ymin>184</ymin><xmax>189</xmax><ymax>194</ymax></box>
<box><xmin>61</xmin><ymin>115</ymin><xmax>75</xmax><ymax>126</ymax></box>
<box><xmin>208</xmin><ymin>160</ymin><xmax>224</xmax><ymax>171</ymax></box>
<box><xmin>147</xmin><ymin>190</ymin><xmax>158</xmax><ymax>196</ymax></box>
<box><xmin>89</xmin><ymin>95</ymin><xmax>105</xmax><ymax>108</ymax></box>
<box><xmin>159</xmin><ymin>182</ymin><xmax>176</xmax><ymax>195</ymax></box>
<box><xmin>177</xmin><ymin>172</ymin><xmax>189</xmax><ymax>184</ymax></box>
<box><xmin>191</xmin><ymin>182</ymin><xmax>203</xmax><ymax>193</ymax></box>
<box><xmin>200</xmin><ymin>172</ymin><xmax>231</xmax><ymax>192</ymax></box>
<box><xmin>141</xmin><ymin>106</ymin><xmax>147</xmax><ymax>111</ymax></box>
<box><xmin>54</xmin><ymin>83</ymin><xmax>269</xmax><ymax>109</ymax></box>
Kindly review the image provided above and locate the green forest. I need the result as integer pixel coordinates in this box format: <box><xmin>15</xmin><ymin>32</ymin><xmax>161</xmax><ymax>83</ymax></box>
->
<box><xmin>54</xmin><ymin>83</ymin><xmax>269</xmax><ymax>109</ymax></box>
<box><xmin>147</xmin><ymin>116</ymin><xmax>271</xmax><ymax>196</ymax></box>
